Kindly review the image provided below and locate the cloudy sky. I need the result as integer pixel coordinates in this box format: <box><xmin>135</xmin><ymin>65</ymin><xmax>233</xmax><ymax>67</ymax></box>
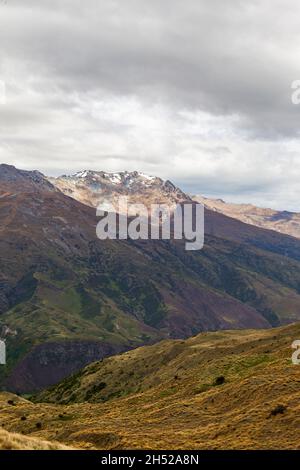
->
<box><xmin>1</xmin><ymin>0</ymin><xmax>300</xmax><ymax>210</ymax></box>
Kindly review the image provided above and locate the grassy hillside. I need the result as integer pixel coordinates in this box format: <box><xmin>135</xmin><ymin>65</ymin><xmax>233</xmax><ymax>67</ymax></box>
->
<box><xmin>0</xmin><ymin>429</ymin><xmax>72</xmax><ymax>450</ymax></box>
<box><xmin>3</xmin><ymin>165</ymin><xmax>300</xmax><ymax>392</ymax></box>
<box><xmin>0</xmin><ymin>323</ymin><xmax>299</xmax><ymax>449</ymax></box>
<box><xmin>0</xmin><ymin>393</ymin><xmax>72</xmax><ymax>449</ymax></box>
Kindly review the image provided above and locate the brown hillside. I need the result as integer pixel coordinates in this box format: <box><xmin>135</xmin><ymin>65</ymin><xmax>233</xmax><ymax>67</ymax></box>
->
<box><xmin>1</xmin><ymin>323</ymin><xmax>300</xmax><ymax>449</ymax></box>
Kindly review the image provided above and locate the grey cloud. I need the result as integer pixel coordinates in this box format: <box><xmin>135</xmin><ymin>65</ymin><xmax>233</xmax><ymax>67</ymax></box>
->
<box><xmin>0</xmin><ymin>1</ymin><xmax>300</xmax><ymax>209</ymax></box>
<box><xmin>1</xmin><ymin>0</ymin><xmax>299</xmax><ymax>137</ymax></box>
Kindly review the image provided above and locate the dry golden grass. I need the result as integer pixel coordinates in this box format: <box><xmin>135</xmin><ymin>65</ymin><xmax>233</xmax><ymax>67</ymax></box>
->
<box><xmin>0</xmin><ymin>428</ymin><xmax>72</xmax><ymax>450</ymax></box>
<box><xmin>2</xmin><ymin>323</ymin><xmax>300</xmax><ymax>450</ymax></box>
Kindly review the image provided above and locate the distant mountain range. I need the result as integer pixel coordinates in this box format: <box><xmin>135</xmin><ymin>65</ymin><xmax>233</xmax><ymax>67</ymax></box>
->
<box><xmin>51</xmin><ymin>169</ymin><xmax>300</xmax><ymax>239</ymax></box>
<box><xmin>50</xmin><ymin>170</ymin><xmax>191</xmax><ymax>212</ymax></box>
<box><xmin>194</xmin><ymin>195</ymin><xmax>300</xmax><ymax>239</ymax></box>
<box><xmin>2</xmin><ymin>164</ymin><xmax>300</xmax><ymax>392</ymax></box>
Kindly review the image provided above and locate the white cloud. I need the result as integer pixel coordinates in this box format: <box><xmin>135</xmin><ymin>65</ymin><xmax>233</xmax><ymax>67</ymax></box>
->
<box><xmin>0</xmin><ymin>0</ymin><xmax>300</xmax><ymax>210</ymax></box>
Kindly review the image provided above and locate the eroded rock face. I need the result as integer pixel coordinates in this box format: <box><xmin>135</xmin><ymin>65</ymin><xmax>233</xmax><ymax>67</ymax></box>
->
<box><xmin>4</xmin><ymin>341</ymin><xmax>127</xmax><ymax>393</ymax></box>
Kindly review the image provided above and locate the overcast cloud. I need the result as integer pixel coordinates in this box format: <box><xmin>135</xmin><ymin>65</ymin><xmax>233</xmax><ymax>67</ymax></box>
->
<box><xmin>1</xmin><ymin>0</ymin><xmax>300</xmax><ymax>209</ymax></box>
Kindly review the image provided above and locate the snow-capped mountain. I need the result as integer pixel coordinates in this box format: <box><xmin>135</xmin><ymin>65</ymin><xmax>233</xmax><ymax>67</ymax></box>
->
<box><xmin>50</xmin><ymin>168</ymin><xmax>300</xmax><ymax>240</ymax></box>
<box><xmin>50</xmin><ymin>170</ymin><xmax>191</xmax><ymax>210</ymax></box>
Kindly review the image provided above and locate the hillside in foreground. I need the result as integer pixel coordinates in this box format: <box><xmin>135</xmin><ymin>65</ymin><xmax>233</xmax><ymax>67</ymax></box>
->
<box><xmin>0</xmin><ymin>429</ymin><xmax>72</xmax><ymax>450</ymax></box>
<box><xmin>1</xmin><ymin>323</ymin><xmax>300</xmax><ymax>450</ymax></box>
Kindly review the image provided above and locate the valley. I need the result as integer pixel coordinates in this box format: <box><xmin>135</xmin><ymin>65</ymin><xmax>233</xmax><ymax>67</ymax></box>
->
<box><xmin>1</xmin><ymin>323</ymin><xmax>300</xmax><ymax>449</ymax></box>
<box><xmin>2</xmin><ymin>165</ymin><xmax>300</xmax><ymax>392</ymax></box>
<box><xmin>1</xmin><ymin>0</ymin><xmax>298</xmax><ymax>455</ymax></box>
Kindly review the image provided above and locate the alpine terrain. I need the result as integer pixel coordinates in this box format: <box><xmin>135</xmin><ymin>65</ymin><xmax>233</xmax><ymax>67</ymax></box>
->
<box><xmin>2</xmin><ymin>164</ymin><xmax>300</xmax><ymax>393</ymax></box>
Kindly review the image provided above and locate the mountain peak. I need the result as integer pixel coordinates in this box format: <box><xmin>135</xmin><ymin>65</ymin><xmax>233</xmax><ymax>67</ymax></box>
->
<box><xmin>0</xmin><ymin>164</ymin><xmax>55</xmax><ymax>193</ymax></box>
<box><xmin>50</xmin><ymin>170</ymin><xmax>191</xmax><ymax>209</ymax></box>
<box><xmin>69</xmin><ymin>169</ymin><xmax>159</xmax><ymax>186</ymax></box>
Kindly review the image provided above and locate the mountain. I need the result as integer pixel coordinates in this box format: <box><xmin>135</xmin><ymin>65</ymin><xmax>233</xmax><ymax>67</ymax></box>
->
<box><xmin>51</xmin><ymin>169</ymin><xmax>300</xmax><ymax>259</ymax></box>
<box><xmin>0</xmin><ymin>165</ymin><xmax>165</xmax><ymax>391</ymax></box>
<box><xmin>0</xmin><ymin>322</ymin><xmax>297</xmax><ymax>450</ymax></box>
<box><xmin>3</xmin><ymin>164</ymin><xmax>300</xmax><ymax>392</ymax></box>
<box><xmin>50</xmin><ymin>170</ymin><xmax>191</xmax><ymax>211</ymax></box>
<box><xmin>194</xmin><ymin>195</ymin><xmax>300</xmax><ymax>239</ymax></box>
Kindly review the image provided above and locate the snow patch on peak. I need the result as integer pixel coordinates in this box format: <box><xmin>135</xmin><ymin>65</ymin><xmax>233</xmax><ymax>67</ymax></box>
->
<box><xmin>138</xmin><ymin>172</ymin><xmax>156</xmax><ymax>181</ymax></box>
<box><xmin>108</xmin><ymin>173</ymin><xmax>122</xmax><ymax>184</ymax></box>
<box><xmin>74</xmin><ymin>170</ymin><xmax>89</xmax><ymax>178</ymax></box>
<box><xmin>123</xmin><ymin>171</ymin><xmax>158</xmax><ymax>187</ymax></box>
<box><xmin>66</xmin><ymin>170</ymin><xmax>158</xmax><ymax>186</ymax></box>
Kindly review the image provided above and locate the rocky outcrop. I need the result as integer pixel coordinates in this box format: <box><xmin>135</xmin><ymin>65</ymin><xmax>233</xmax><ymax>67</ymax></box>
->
<box><xmin>50</xmin><ymin>170</ymin><xmax>191</xmax><ymax>211</ymax></box>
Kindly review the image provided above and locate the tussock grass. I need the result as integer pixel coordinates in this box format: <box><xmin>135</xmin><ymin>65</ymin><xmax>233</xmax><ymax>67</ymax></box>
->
<box><xmin>2</xmin><ymin>323</ymin><xmax>300</xmax><ymax>450</ymax></box>
<box><xmin>0</xmin><ymin>428</ymin><xmax>72</xmax><ymax>450</ymax></box>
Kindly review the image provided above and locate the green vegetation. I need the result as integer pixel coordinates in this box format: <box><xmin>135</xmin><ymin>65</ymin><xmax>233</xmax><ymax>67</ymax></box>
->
<box><xmin>4</xmin><ymin>174</ymin><xmax>300</xmax><ymax>392</ymax></box>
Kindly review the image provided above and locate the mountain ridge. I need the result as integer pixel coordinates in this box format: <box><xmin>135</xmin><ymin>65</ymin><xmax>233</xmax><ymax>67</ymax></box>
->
<box><xmin>50</xmin><ymin>170</ymin><xmax>191</xmax><ymax>212</ymax></box>
<box><xmin>2</xmin><ymin>164</ymin><xmax>300</xmax><ymax>392</ymax></box>
<box><xmin>194</xmin><ymin>194</ymin><xmax>300</xmax><ymax>240</ymax></box>
<box><xmin>50</xmin><ymin>167</ymin><xmax>300</xmax><ymax>241</ymax></box>
<box><xmin>0</xmin><ymin>322</ymin><xmax>298</xmax><ymax>450</ymax></box>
